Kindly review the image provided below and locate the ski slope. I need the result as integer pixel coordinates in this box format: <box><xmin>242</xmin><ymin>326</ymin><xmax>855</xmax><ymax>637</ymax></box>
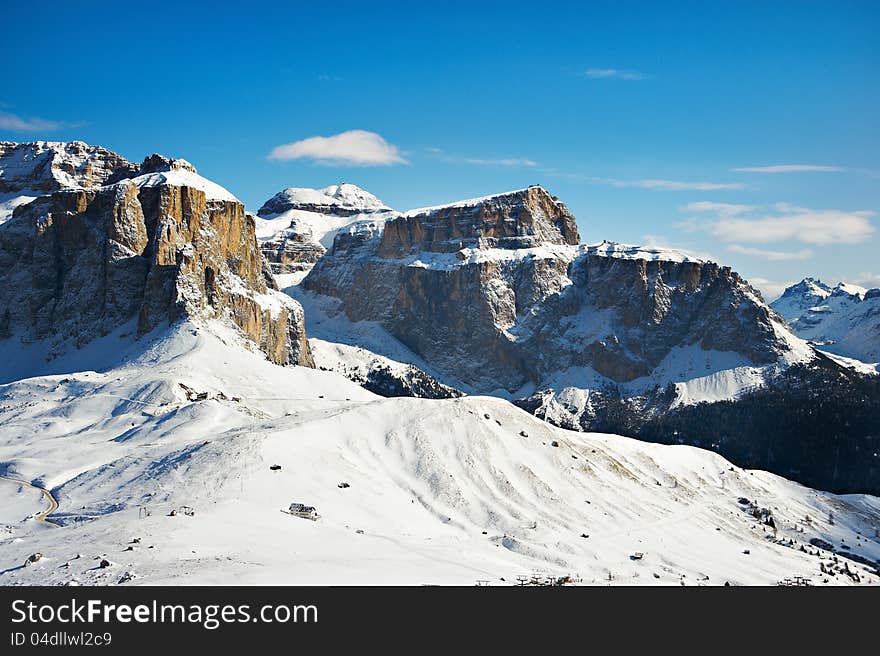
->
<box><xmin>0</xmin><ymin>320</ymin><xmax>877</xmax><ymax>586</ymax></box>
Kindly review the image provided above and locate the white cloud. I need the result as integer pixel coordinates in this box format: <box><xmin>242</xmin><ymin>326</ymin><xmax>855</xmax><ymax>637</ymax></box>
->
<box><xmin>584</xmin><ymin>68</ymin><xmax>644</xmax><ymax>80</ymax></box>
<box><xmin>678</xmin><ymin>202</ymin><xmax>875</xmax><ymax>245</ymax></box>
<box><xmin>731</xmin><ymin>164</ymin><xmax>845</xmax><ymax>173</ymax></box>
<box><xmin>681</xmin><ymin>201</ymin><xmax>754</xmax><ymax>217</ymax></box>
<box><xmin>429</xmin><ymin>150</ymin><xmax>538</xmax><ymax>167</ymax></box>
<box><xmin>605</xmin><ymin>178</ymin><xmax>743</xmax><ymax>191</ymax></box>
<box><xmin>465</xmin><ymin>158</ymin><xmax>538</xmax><ymax>167</ymax></box>
<box><xmin>269</xmin><ymin>130</ymin><xmax>407</xmax><ymax>166</ymax></box>
<box><xmin>714</xmin><ymin>211</ymin><xmax>874</xmax><ymax>245</ymax></box>
<box><xmin>854</xmin><ymin>272</ymin><xmax>880</xmax><ymax>289</ymax></box>
<box><xmin>748</xmin><ymin>277</ymin><xmax>794</xmax><ymax>301</ymax></box>
<box><xmin>640</xmin><ymin>233</ymin><xmax>717</xmax><ymax>261</ymax></box>
<box><xmin>0</xmin><ymin>111</ymin><xmax>62</xmax><ymax>132</ymax></box>
<box><xmin>543</xmin><ymin>171</ymin><xmax>744</xmax><ymax>191</ymax></box>
<box><xmin>727</xmin><ymin>244</ymin><xmax>813</xmax><ymax>261</ymax></box>
<box><xmin>544</xmin><ymin>171</ymin><xmax>744</xmax><ymax>191</ymax></box>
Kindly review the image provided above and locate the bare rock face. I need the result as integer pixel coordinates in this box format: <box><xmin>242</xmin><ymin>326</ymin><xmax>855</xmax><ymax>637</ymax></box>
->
<box><xmin>304</xmin><ymin>187</ymin><xmax>796</xmax><ymax>392</ymax></box>
<box><xmin>0</xmin><ymin>141</ymin><xmax>137</xmax><ymax>194</ymax></box>
<box><xmin>377</xmin><ymin>185</ymin><xmax>579</xmax><ymax>257</ymax></box>
<box><xmin>259</xmin><ymin>219</ymin><xmax>328</xmax><ymax>274</ymax></box>
<box><xmin>0</xmin><ymin>144</ymin><xmax>313</xmax><ymax>367</ymax></box>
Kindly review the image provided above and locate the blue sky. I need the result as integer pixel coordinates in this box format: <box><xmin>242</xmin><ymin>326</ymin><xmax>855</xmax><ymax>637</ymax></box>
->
<box><xmin>2</xmin><ymin>1</ymin><xmax>878</xmax><ymax>298</ymax></box>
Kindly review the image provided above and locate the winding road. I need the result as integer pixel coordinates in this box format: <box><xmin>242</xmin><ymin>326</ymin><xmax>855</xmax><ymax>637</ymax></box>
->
<box><xmin>0</xmin><ymin>475</ymin><xmax>61</xmax><ymax>528</ymax></box>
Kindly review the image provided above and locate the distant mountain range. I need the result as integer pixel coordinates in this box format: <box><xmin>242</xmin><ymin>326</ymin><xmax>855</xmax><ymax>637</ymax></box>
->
<box><xmin>772</xmin><ymin>278</ymin><xmax>880</xmax><ymax>364</ymax></box>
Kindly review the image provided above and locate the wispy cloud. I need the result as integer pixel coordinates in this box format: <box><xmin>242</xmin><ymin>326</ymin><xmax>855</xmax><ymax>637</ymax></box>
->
<box><xmin>727</xmin><ymin>244</ymin><xmax>813</xmax><ymax>261</ymax></box>
<box><xmin>678</xmin><ymin>202</ymin><xmax>875</xmax><ymax>245</ymax></box>
<box><xmin>584</xmin><ymin>68</ymin><xmax>644</xmax><ymax>80</ymax></box>
<box><xmin>748</xmin><ymin>277</ymin><xmax>794</xmax><ymax>301</ymax></box>
<box><xmin>269</xmin><ymin>130</ymin><xmax>407</xmax><ymax>166</ymax></box>
<box><xmin>0</xmin><ymin>111</ymin><xmax>63</xmax><ymax>132</ymax></box>
<box><xmin>602</xmin><ymin>178</ymin><xmax>743</xmax><ymax>191</ymax></box>
<box><xmin>427</xmin><ymin>149</ymin><xmax>538</xmax><ymax>168</ymax></box>
<box><xmin>854</xmin><ymin>272</ymin><xmax>880</xmax><ymax>289</ymax></box>
<box><xmin>465</xmin><ymin>158</ymin><xmax>538</xmax><ymax>167</ymax></box>
<box><xmin>681</xmin><ymin>201</ymin><xmax>755</xmax><ymax>216</ymax></box>
<box><xmin>731</xmin><ymin>164</ymin><xmax>845</xmax><ymax>173</ymax></box>
<box><xmin>641</xmin><ymin>233</ymin><xmax>717</xmax><ymax>261</ymax></box>
<box><xmin>544</xmin><ymin>171</ymin><xmax>744</xmax><ymax>191</ymax></box>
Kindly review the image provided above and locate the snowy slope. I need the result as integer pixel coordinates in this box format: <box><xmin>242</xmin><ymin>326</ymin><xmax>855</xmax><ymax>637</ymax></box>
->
<box><xmin>0</xmin><ymin>319</ymin><xmax>877</xmax><ymax>586</ymax></box>
<box><xmin>0</xmin><ymin>190</ymin><xmax>38</xmax><ymax>224</ymax></box>
<box><xmin>254</xmin><ymin>208</ymin><xmax>395</xmax><ymax>251</ymax></box>
<box><xmin>125</xmin><ymin>165</ymin><xmax>238</xmax><ymax>203</ymax></box>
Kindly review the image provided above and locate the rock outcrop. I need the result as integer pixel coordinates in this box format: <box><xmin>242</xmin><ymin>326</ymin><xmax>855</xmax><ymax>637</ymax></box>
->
<box><xmin>0</xmin><ymin>144</ymin><xmax>313</xmax><ymax>367</ymax></box>
<box><xmin>258</xmin><ymin>219</ymin><xmax>328</xmax><ymax>274</ymax></box>
<box><xmin>304</xmin><ymin>186</ymin><xmax>798</xmax><ymax>392</ymax></box>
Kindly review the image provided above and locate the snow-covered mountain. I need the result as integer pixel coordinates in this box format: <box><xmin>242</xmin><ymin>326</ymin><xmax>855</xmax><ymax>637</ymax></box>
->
<box><xmin>1</xmin><ymin>319</ymin><xmax>877</xmax><ymax>586</ymax></box>
<box><xmin>0</xmin><ymin>143</ymin><xmax>312</xmax><ymax>373</ymax></box>
<box><xmin>771</xmin><ymin>278</ymin><xmax>834</xmax><ymax>320</ymax></box>
<box><xmin>293</xmin><ymin>185</ymin><xmax>880</xmax><ymax>494</ymax></box>
<box><xmin>303</xmin><ymin>186</ymin><xmax>811</xmax><ymax>397</ymax></box>
<box><xmin>773</xmin><ymin>278</ymin><xmax>880</xmax><ymax>364</ymax></box>
<box><xmin>254</xmin><ymin>183</ymin><xmax>396</xmax><ymax>279</ymax></box>
<box><xmin>1</xmin><ymin>141</ymin><xmax>878</xmax><ymax>586</ymax></box>
<box><xmin>258</xmin><ymin>183</ymin><xmax>392</xmax><ymax>217</ymax></box>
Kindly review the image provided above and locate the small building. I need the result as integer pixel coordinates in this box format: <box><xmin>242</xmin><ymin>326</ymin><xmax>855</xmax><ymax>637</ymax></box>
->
<box><xmin>288</xmin><ymin>503</ymin><xmax>320</xmax><ymax>520</ymax></box>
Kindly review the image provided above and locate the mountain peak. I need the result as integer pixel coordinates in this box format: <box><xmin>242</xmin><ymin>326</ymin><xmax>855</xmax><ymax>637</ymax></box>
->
<box><xmin>138</xmin><ymin>153</ymin><xmax>199</xmax><ymax>175</ymax></box>
<box><xmin>125</xmin><ymin>154</ymin><xmax>237</xmax><ymax>202</ymax></box>
<box><xmin>257</xmin><ymin>183</ymin><xmax>391</xmax><ymax>217</ymax></box>
<box><xmin>791</xmin><ymin>277</ymin><xmax>832</xmax><ymax>294</ymax></box>
<box><xmin>832</xmin><ymin>281</ymin><xmax>867</xmax><ymax>299</ymax></box>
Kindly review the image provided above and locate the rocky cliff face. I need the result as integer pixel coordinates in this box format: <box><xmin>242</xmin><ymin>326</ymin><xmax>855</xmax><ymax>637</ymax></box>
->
<box><xmin>0</xmin><ymin>145</ymin><xmax>313</xmax><ymax>367</ymax></box>
<box><xmin>304</xmin><ymin>186</ymin><xmax>799</xmax><ymax>392</ymax></box>
<box><xmin>258</xmin><ymin>218</ymin><xmax>328</xmax><ymax>274</ymax></box>
<box><xmin>377</xmin><ymin>186</ymin><xmax>579</xmax><ymax>257</ymax></box>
